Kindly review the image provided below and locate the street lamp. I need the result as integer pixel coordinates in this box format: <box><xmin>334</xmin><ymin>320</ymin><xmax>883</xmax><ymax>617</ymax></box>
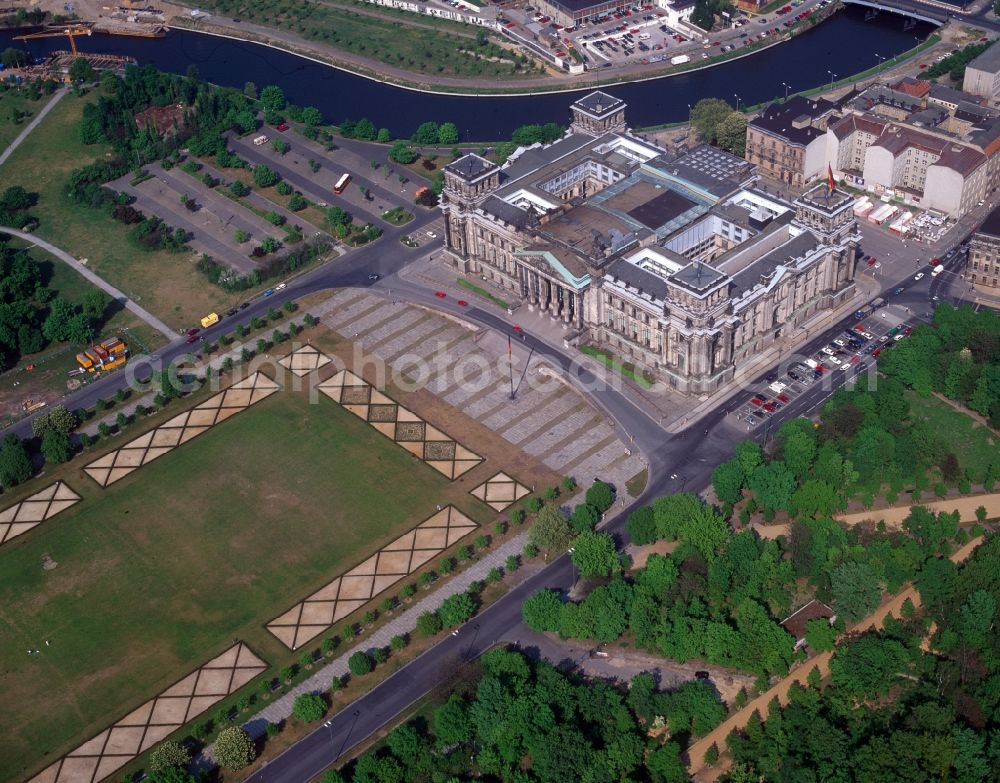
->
<box><xmin>827</xmin><ymin>70</ymin><xmax>837</xmax><ymax>90</ymax></box>
<box><xmin>781</xmin><ymin>81</ymin><xmax>790</xmax><ymax>101</ymax></box>
<box><xmin>567</xmin><ymin>547</ymin><xmax>577</xmax><ymax>588</ymax></box>
<box><xmin>733</xmin><ymin>93</ymin><xmax>741</xmax><ymax>111</ymax></box>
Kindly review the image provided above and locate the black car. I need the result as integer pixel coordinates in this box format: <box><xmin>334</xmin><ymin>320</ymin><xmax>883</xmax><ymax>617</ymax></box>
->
<box><xmin>764</xmin><ymin>372</ymin><xmax>777</xmax><ymax>382</ymax></box>
<box><xmin>695</xmin><ymin>670</ymin><xmax>710</xmax><ymax>680</ymax></box>
<box><xmin>225</xmin><ymin>308</ymin><xmax>237</xmax><ymax>317</ymax></box>
<box><xmin>787</xmin><ymin>370</ymin><xmax>801</xmax><ymax>381</ymax></box>
<box><xmin>239</xmin><ymin>301</ymin><xmax>250</xmax><ymax>310</ymax></box>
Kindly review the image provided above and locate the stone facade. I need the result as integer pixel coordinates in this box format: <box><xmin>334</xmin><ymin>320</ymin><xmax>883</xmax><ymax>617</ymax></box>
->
<box><xmin>967</xmin><ymin>206</ymin><xmax>1000</xmax><ymax>290</ymax></box>
<box><xmin>441</xmin><ymin>92</ymin><xmax>859</xmax><ymax>394</ymax></box>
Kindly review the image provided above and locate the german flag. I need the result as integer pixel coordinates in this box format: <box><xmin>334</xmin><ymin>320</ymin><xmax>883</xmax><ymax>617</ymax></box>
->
<box><xmin>827</xmin><ymin>164</ymin><xmax>835</xmax><ymax>195</ymax></box>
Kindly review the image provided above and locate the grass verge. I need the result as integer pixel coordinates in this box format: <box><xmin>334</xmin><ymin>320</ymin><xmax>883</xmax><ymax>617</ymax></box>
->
<box><xmin>456</xmin><ymin>278</ymin><xmax>510</xmax><ymax>309</ymax></box>
<box><xmin>580</xmin><ymin>343</ymin><xmax>654</xmax><ymax>389</ymax></box>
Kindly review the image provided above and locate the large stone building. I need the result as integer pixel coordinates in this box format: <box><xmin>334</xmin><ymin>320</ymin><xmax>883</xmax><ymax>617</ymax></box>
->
<box><xmin>964</xmin><ymin>44</ymin><xmax>1000</xmax><ymax>101</ymax></box>
<box><xmin>441</xmin><ymin>91</ymin><xmax>860</xmax><ymax>393</ymax></box>
<box><xmin>745</xmin><ymin>95</ymin><xmax>841</xmax><ymax>187</ymax></box>
<box><xmin>967</xmin><ymin>205</ymin><xmax>1000</xmax><ymax>290</ymax></box>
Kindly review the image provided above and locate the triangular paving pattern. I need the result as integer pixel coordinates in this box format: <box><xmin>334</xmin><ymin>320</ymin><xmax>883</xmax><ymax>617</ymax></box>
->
<box><xmin>0</xmin><ymin>481</ymin><xmax>80</xmax><ymax>547</ymax></box>
<box><xmin>278</xmin><ymin>344</ymin><xmax>333</xmax><ymax>377</ymax></box>
<box><xmin>28</xmin><ymin>643</ymin><xmax>265</xmax><ymax>783</ymax></box>
<box><xmin>84</xmin><ymin>373</ymin><xmax>280</xmax><ymax>487</ymax></box>
<box><xmin>317</xmin><ymin>371</ymin><xmax>482</xmax><ymax>481</ymax></box>
<box><xmin>470</xmin><ymin>471</ymin><xmax>531</xmax><ymax>511</ymax></box>
<box><xmin>267</xmin><ymin>505</ymin><xmax>478</xmax><ymax>649</ymax></box>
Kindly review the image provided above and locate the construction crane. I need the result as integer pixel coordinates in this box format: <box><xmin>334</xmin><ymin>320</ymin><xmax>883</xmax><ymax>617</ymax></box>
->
<box><xmin>14</xmin><ymin>25</ymin><xmax>92</xmax><ymax>57</ymax></box>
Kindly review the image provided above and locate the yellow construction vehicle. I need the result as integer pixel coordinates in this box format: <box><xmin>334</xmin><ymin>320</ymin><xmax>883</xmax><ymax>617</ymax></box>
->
<box><xmin>14</xmin><ymin>25</ymin><xmax>93</xmax><ymax>57</ymax></box>
<box><xmin>76</xmin><ymin>337</ymin><xmax>129</xmax><ymax>373</ymax></box>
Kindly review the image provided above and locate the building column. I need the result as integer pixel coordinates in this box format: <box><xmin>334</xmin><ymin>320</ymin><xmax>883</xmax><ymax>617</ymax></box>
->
<box><xmin>562</xmin><ymin>291</ymin><xmax>573</xmax><ymax>323</ymax></box>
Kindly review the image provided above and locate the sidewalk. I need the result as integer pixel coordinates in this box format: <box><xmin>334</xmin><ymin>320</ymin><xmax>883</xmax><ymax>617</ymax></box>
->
<box><xmin>197</xmin><ymin>529</ymin><xmax>530</xmax><ymax>768</ymax></box>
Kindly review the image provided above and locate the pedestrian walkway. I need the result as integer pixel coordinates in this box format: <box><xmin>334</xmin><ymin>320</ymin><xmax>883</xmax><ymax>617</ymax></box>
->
<box><xmin>0</xmin><ymin>88</ymin><xmax>65</xmax><ymax>168</ymax></box>
<box><xmin>686</xmin><ymin>534</ymin><xmax>986</xmax><ymax>780</ymax></box>
<box><xmin>198</xmin><ymin>529</ymin><xmax>529</xmax><ymax>769</ymax></box>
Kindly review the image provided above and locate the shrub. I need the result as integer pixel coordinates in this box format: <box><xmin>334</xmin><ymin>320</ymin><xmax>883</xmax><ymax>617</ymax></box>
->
<box><xmin>586</xmin><ymin>481</ymin><xmax>614</xmax><ymax>513</ymax></box>
<box><xmin>505</xmin><ymin>554</ymin><xmax>519</xmax><ymax>572</ymax></box>
<box><xmin>511</xmin><ymin>509</ymin><xmax>525</xmax><ymax>525</ymax></box>
<box><xmin>147</xmin><ymin>741</ymin><xmax>190</xmax><ymax>772</ymax></box>
<box><xmin>526</xmin><ymin>497</ymin><xmax>543</xmax><ymax>513</ymax></box>
<box><xmin>390</xmin><ymin>634</ymin><xmax>407</xmax><ymax>651</ymax></box>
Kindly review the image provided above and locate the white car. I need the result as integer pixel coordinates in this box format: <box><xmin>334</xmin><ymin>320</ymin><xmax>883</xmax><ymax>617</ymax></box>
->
<box><xmin>426</xmin><ymin>231</ymin><xmax>437</xmax><ymax>238</ymax></box>
<box><xmin>914</xmin><ymin>272</ymin><xmax>925</xmax><ymax>281</ymax></box>
<box><xmin>894</xmin><ymin>334</ymin><xmax>905</xmax><ymax>341</ymax></box>
<box><xmin>840</xmin><ymin>362</ymin><xmax>851</xmax><ymax>371</ymax></box>
<box><xmin>827</xmin><ymin>355</ymin><xmax>842</xmax><ymax>366</ymax></box>
<box><xmin>862</xmin><ymin>331</ymin><xmax>874</xmax><ymax>339</ymax></box>
<box><xmin>820</xmin><ymin>346</ymin><xmax>835</xmax><ymax>356</ymax></box>
<box><xmin>833</xmin><ymin>338</ymin><xmax>846</xmax><ymax>347</ymax></box>
<box><xmin>873</xmin><ymin>262</ymin><xmax>881</xmax><ymax>269</ymax></box>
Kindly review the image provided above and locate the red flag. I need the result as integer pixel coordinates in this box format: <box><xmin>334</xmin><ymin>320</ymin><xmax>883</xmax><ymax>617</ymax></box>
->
<box><xmin>827</xmin><ymin>164</ymin><xmax>835</xmax><ymax>195</ymax></box>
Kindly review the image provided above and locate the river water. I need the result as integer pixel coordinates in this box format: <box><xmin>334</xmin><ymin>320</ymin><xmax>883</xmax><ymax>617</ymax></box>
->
<box><xmin>1</xmin><ymin>6</ymin><xmax>934</xmax><ymax>138</ymax></box>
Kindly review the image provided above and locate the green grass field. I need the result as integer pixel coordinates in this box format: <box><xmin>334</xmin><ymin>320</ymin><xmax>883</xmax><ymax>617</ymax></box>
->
<box><xmin>0</xmin><ymin>89</ymin><xmax>50</xmax><ymax>152</ymax></box>
<box><xmin>0</xmin><ymin>388</ymin><xmax>483</xmax><ymax>781</ymax></box>
<box><xmin>0</xmin><ymin>93</ymin><xmax>238</xmax><ymax>331</ymax></box>
<box><xmin>906</xmin><ymin>391</ymin><xmax>998</xmax><ymax>483</ymax></box>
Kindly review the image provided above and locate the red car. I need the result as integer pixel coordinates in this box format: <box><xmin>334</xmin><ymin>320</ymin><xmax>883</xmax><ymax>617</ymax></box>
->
<box><xmin>872</xmin><ymin>348</ymin><xmax>882</xmax><ymax>357</ymax></box>
<box><xmin>850</xmin><ymin>355</ymin><xmax>860</xmax><ymax>365</ymax></box>
<box><xmin>903</xmin><ymin>326</ymin><xmax>912</xmax><ymax>336</ymax></box>
<box><xmin>457</xmin><ymin>300</ymin><xmax>468</xmax><ymax>307</ymax></box>
<box><xmin>186</xmin><ymin>327</ymin><xmax>200</xmax><ymax>337</ymax></box>
<box><xmin>276</xmin><ymin>122</ymin><xmax>289</xmax><ymax>132</ymax></box>
<box><xmin>777</xmin><ymin>393</ymin><xmax>790</xmax><ymax>403</ymax></box>
<box><xmin>512</xmin><ymin>325</ymin><xmax>523</xmax><ymax>333</ymax></box>
<box><xmin>711</xmin><ymin>40</ymin><xmax>721</xmax><ymax>46</ymax></box>
<box><xmin>434</xmin><ymin>291</ymin><xmax>446</xmax><ymax>298</ymax></box>
<box><xmin>751</xmin><ymin>397</ymin><xmax>764</xmax><ymax>406</ymax></box>
<box><xmin>186</xmin><ymin>335</ymin><xmax>200</xmax><ymax>344</ymax></box>
<box><xmin>763</xmin><ymin>402</ymin><xmax>776</xmax><ymax>412</ymax></box>
<box><xmin>854</xmin><ymin>324</ymin><xmax>866</xmax><ymax>332</ymax></box>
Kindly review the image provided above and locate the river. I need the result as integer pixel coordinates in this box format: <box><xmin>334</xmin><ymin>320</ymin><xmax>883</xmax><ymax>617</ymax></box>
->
<box><xmin>1</xmin><ymin>6</ymin><xmax>934</xmax><ymax>139</ymax></box>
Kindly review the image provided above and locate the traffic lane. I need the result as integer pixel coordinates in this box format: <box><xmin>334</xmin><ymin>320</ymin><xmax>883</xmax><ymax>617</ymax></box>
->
<box><xmin>248</xmin><ymin>556</ymin><xmax>574</xmax><ymax>783</ymax></box>
<box><xmin>385</xmin><ymin>281</ymin><xmax>665</xmax><ymax>456</ymax></box>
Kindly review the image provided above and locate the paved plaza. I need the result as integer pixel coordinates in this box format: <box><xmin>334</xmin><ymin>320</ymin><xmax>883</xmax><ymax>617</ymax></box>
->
<box><xmin>0</xmin><ymin>482</ymin><xmax>80</xmax><ymax>547</ymax></box>
<box><xmin>319</xmin><ymin>290</ymin><xmax>647</xmax><ymax>494</ymax></box>
<box><xmin>471</xmin><ymin>472</ymin><xmax>532</xmax><ymax>511</ymax></box>
<box><xmin>266</xmin><ymin>505</ymin><xmax>478</xmax><ymax>650</ymax></box>
<box><xmin>84</xmin><ymin>373</ymin><xmax>280</xmax><ymax>487</ymax></box>
<box><xmin>30</xmin><ymin>644</ymin><xmax>266</xmax><ymax>783</ymax></box>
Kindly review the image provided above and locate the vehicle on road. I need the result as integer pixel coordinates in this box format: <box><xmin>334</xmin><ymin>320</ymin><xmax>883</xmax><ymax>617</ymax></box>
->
<box><xmin>200</xmin><ymin>312</ymin><xmax>219</xmax><ymax>329</ymax></box>
<box><xmin>264</xmin><ymin>288</ymin><xmax>274</xmax><ymax>297</ymax></box>
<box><xmin>914</xmin><ymin>272</ymin><xmax>925</xmax><ymax>281</ymax></box>
<box><xmin>435</xmin><ymin>291</ymin><xmax>446</xmax><ymax>298</ymax></box>
<box><xmin>239</xmin><ymin>302</ymin><xmax>250</xmax><ymax>310</ymax></box>
<box><xmin>334</xmin><ymin>173</ymin><xmax>352</xmax><ymax>194</ymax></box>
<box><xmin>931</xmin><ymin>264</ymin><xmax>945</xmax><ymax>277</ymax></box>
<box><xmin>426</xmin><ymin>231</ymin><xmax>437</xmax><ymax>238</ymax></box>
<box><xmin>253</xmin><ymin>134</ymin><xmax>268</xmax><ymax>146</ymax></box>
<box><xmin>186</xmin><ymin>327</ymin><xmax>200</xmax><ymax>337</ymax></box>
<box><xmin>368</xmin><ymin>273</ymin><xmax>380</xmax><ymax>281</ymax></box>
<box><xmin>186</xmin><ymin>335</ymin><xmax>199</xmax><ymax>344</ymax></box>
<box><xmin>275</xmin><ymin>283</ymin><xmax>287</xmax><ymax>291</ymax></box>
<box><xmin>276</xmin><ymin>122</ymin><xmax>289</xmax><ymax>132</ymax></box>
<box><xmin>512</xmin><ymin>325</ymin><xmax>523</xmax><ymax>332</ymax></box>
<box><xmin>457</xmin><ymin>300</ymin><xmax>468</xmax><ymax>307</ymax></box>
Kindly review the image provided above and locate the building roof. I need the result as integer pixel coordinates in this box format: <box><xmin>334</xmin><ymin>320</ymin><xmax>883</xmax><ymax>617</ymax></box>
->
<box><xmin>664</xmin><ymin>144</ymin><xmax>756</xmax><ymax>199</ymax></box>
<box><xmin>544</xmin><ymin>0</ymin><xmax>618</xmax><ymax>13</ymax></box>
<box><xmin>967</xmin><ymin>41</ymin><xmax>1000</xmax><ymax>75</ymax></box>
<box><xmin>829</xmin><ymin>113</ymin><xmax>887</xmax><ymax>140</ymax></box>
<box><xmin>481</xmin><ymin>195</ymin><xmax>531</xmax><ymax>228</ymax></box>
<box><xmin>445</xmin><ymin>153</ymin><xmax>495</xmax><ymax>181</ymax></box>
<box><xmin>607</xmin><ymin>258</ymin><xmax>670</xmax><ymax>300</ymax></box>
<box><xmin>622</xmin><ymin>187</ymin><xmax>698</xmax><ymax>230</ymax></box>
<box><xmin>731</xmin><ymin>231</ymin><xmax>818</xmax><ymax>296</ymax></box>
<box><xmin>929</xmin><ymin>82</ymin><xmax>979</xmax><ymax>108</ymax></box>
<box><xmin>749</xmin><ymin>95</ymin><xmax>834</xmax><ymax>146</ymax></box>
<box><xmin>868</xmin><ymin>123</ymin><xmax>987</xmax><ymax>177</ymax></box>
<box><xmin>572</xmin><ymin>91</ymin><xmax>625</xmax><ymax>119</ymax></box>
<box><xmin>497</xmin><ymin>132</ymin><xmax>604</xmax><ymax>195</ymax></box>
<box><xmin>781</xmin><ymin>599</ymin><xmax>835</xmax><ymax>642</ymax></box>
<box><xmin>894</xmin><ymin>76</ymin><xmax>931</xmax><ymax>98</ymax></box>
<box><xmin>670</xmin><ymin>261</ymin><xmax>727</xmax><ymax>294</ymax></box>
<box><xmin>976</xmin><ymin>203</ymin><xmax>1000</xmax><ymax>239</ymax></box>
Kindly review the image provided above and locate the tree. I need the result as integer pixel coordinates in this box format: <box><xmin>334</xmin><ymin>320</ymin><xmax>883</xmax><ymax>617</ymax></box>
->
<box><xmin>413</xmin><ymin>121</ymin><xmax>440</xmax><ymax>144</ymax></box>
<box><xmin>0</xmin><ymin>434</ymin><xmax>33</xmax><ymax>489</ymax></box>
<box><xmin>711</xmin><ymin>459</ymin><xmax>745</xmax><ymax>505</ymax></box>
<box><xmin>438</xmin><ymin>122</ymin><xmax>459</xmax><ymax>145</ymax></box>
<box><xmin>438</xmin><ymin>592</ymin><xmax>475</xmax><ymax>627</ymax></box>
<box><xmin>792</xmin><ymin>479</ymin><xmax>840</xmax><ymax>518</ymax></box>
<box><xmin>68</xmin><ymin>57</ymin><xmax>96</xmax><ymax>83</ymax></box>
<box><xmin>433</xmin><ymin>695</ymin><xmax>471</xmax><ymax>745</ymax></box>
<box><xmin>416</xmin><ymin>610</ymin><xmax>442</xmax><ymax>636</ymax></box>
<box><xmin>804</xmin><ymin>617</ymin><xmax>836</xmax><ymax>652</ymax></box>
<box><xmin>691</xmin><ymin>98</ymin><xmax>733</xmax><ymax>143</ymax></box>
<box><xmin>569</xmin><ymin>502</ymin><xmax>599</xmax><ymax>533</ymax></box>
<box><xmin>41</xmin><ymin>430</ymin><xmax>71</xmax><ymax>465</ymax></box>
<box><xmin>260</xmin><ymin>85</ymin><xmax>286</xmax><ymax>112</ymax></box>
<box><xmin>213</xmin><ymin>726</ymin><xmax>256</xmax><ymax>770</ymax></box>
<box><xmin>1</xmin><ymin>47</ymin><xmax>29</xmax><ymax>68</ymax></box>
<box><xmin>292</xmin><ymin>692</ymin><xmax>327</xmax><ymax>723</ymax></box>
<box><xmin>626</xmin><ymin>505</ymin><xmax>656</xmax><ymax>545</ymax></box>
<box><xmin>31</xmin><ymin>405</ymin><xmax>77</xmax><ymax>438</ymax></box>
<box><xmin>748</xmin><ymin>461</ymin><xmax>796</xmax><ymax>513</ymax></box>
<box><xmin>229</xmin><ymin>180</ymin><xmax>249</xmax><ymax>197</ymax></box>
<box><xmin>571</xmin><ymin>531</ymin><xmax>619</xmax><ymax>577</ymax></box>
<box><xmin>529</xmin><ymin>505</ymin><xmax>574</xmax><ymax>551</ymax></box>
<box><xmin>253</xmin><ymin>165</ymin><xmax>279</xmax><ymax>188</ymax></box>
<box><xmin>377</xmin><ymin>127</ymin><xmax>392</xmax><ymax>143</ymax></box>
<box><xmin>586</xmin><ymin>481</ymin><xmax>614</xmax><ymax>512</ymax></box>
<box><xmin>326</xmin><ymin>205</ymin><xmax>351</xmax><ymax>227</ymax></box>
<box><xmin>148</xmin><ymin>741</ymin><xmax>190</xmax><ymax>772</ymax></box>
<box><xmin>522</xmin><ymin>589</ymin><xmax>563</xmax><ymax>632</ymax></box>
<box><xmin>716</xmin><ymin>112</ymin><xmax>747</xmax><ymax>156</ymax></box>
<box><xmin>302</xmin><ymin>106</ymin><xmax>323</xmax><ymax>126</ymax></box>
<box><xmin>831</xmin><ymin>561</ymin><xmax>882</xmax><ymax>623</ymax></box>
<box><xmin>42</xmin><ymin>298</ymin><xmax>76</xmax><ymax>343</ymax></box>
<box><xmin>388</xmin><ymin>141</ymin><xmax>417</xmax><ymax>164</ymax></box>
<box><xmin>348</xmin><ymin>651</ymin><xmax>372</xmax><ymax>675</ymax></box>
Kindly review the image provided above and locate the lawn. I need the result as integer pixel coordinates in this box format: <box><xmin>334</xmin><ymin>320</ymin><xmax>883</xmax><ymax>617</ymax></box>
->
<box><xmin>0</xmin><ymin>93</ymin><xmax>239</xmax><ymax>331</ymax></box>
<box><xmin>0</xmin><ymin>88</ymin><xmax>51</xmax><ymax>152</ymax></box>
<box><xmin>906</xmin><ymin>390</ymin><xmax>998</xmax><ymax>483</ymax></box>
<box><xmin>0</xmin><ymin>241</ymin><xmax>158</xmax><ymax>423</ymax></box>
<box><xmin>181</xmin><ymin>0</ymin><xmax>541</xmax><ymax>81</ymax></box>
<box><xmin>0</xmin><ymin>388</ymin><xmax>484</xmax><ymax>782</ymax></box>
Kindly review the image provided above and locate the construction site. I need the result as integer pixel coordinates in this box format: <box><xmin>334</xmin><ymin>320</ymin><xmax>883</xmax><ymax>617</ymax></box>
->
<box><xmin>10</xmin><ymin>23</ymin><xmax>137</xmax><ymax>81</ymax></box>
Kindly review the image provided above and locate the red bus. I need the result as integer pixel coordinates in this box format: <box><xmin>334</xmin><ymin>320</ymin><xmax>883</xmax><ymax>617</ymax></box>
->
<box><xmin>334</xmin><ymin>173</ymin><xmax>351</xmax><ymax>194</ymax></box>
